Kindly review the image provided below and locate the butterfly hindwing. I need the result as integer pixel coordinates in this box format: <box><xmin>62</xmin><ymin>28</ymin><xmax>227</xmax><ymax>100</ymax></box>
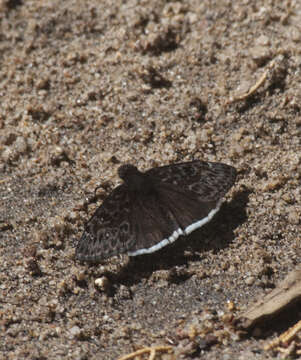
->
<box><xmin>126</xmin><ymin>182</ymin><xmax>221</xmax><ymax>256</ymax></box>
<box><xmin>157</xmin><ymin>183</ymin><xmax>220</xmax><ymax>232</ymax></box>
<box><xmin>128</xmin><ymin>189</ymin><xmax>182</xmax><ymax>255</ymax></box>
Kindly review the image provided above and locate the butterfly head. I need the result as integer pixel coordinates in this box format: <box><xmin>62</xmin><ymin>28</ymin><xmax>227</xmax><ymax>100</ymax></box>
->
<box><xmin>118</xmin><ymin>164</ymin><xmax>140</xmax><ymax>181</ymax></box>
<box><xmin>118</xmin><ymin>164</ymin><xmax>155</xmax><ymax>194</ymax></box>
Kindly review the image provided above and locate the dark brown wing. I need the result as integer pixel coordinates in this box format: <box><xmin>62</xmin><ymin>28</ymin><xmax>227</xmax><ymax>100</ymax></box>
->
<box><xmin>127</xmin><ymin>182</ymin><xmax>222</xmax><ymax>257</ymax></box>
<box><xmin>127</xmin><ymin>188</ymin><xmax>181</xmax><ymax>256</ymax></box>
<box><xmin>146</xmin><ymin>160</ymin><xmax>236</xmax><ymax>202</ymax></box>
<box><xmin>76</xmin><ymin>185</ymin><xmax>135</xmax><ymax>263</ymax></box>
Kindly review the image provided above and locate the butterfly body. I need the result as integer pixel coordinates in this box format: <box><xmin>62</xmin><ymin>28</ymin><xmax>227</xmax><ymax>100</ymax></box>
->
<box><xmin>76</xmin><ymin>161</ymin><xmax>236</xmax><ymax>263</ymax></box>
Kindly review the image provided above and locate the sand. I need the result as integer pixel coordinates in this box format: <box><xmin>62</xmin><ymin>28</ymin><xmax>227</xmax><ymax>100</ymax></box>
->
<box><xmin>0</xmin><ymin>0</ymin><xmax>300</xmax><ymax>359</ymax></box>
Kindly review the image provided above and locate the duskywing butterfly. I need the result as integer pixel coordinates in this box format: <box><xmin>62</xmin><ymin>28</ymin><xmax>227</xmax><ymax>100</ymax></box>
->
<box><xmin>76</xmin><ymin>161</ymin><xmax>236</xmax><ymax>263</ymax></box>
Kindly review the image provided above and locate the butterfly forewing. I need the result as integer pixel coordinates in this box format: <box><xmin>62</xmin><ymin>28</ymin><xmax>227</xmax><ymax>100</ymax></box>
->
<box><xmin>146</xmin><ymin>161</ymin><xmax>236</xmax><ymax>202</ymax></box>
<box><xmin>76</xmin><ymin>185</ymin><xmax>135</xmax><ymax>262</ymax></box>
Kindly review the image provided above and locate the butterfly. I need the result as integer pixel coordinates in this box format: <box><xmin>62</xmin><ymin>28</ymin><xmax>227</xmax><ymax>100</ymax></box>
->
<box><xmin>76</xmin><ymin>161</ymin><xmax>236</xmax><ymax>263</ymax></box>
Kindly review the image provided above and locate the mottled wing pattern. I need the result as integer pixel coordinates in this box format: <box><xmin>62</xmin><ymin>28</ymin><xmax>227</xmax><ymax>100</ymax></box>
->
<box><xmin>146</xmin><ymin>161</ymin><xmax>236</xmax><ymax>202</ymax></box>
<box><xmin>76</xmin><ymin>185</ymin><xmax>135</xmax><ymax>263</ymax></box>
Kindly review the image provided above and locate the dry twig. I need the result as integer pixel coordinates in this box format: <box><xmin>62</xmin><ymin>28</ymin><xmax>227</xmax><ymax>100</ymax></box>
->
<box><xmin>118</xmin><ymin>345</ymin><xmax>173</xmax><ymax>360</ymax></box>
<box><xmin>264</xmin><ymin>320</ymin><xmax>301</xmax><ymax>351</ymax></box>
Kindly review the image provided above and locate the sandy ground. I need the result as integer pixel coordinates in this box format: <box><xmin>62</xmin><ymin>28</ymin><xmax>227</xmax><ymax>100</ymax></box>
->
<box><xmin>0</xmin><ymin>0</ymin><xmax>300</xmax><ymax>359</ymax></box>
